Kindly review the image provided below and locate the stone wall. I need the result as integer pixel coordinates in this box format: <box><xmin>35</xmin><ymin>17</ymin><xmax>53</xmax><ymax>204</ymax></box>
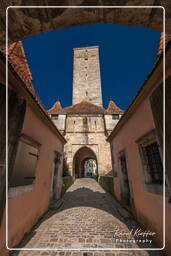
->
<box><xmin>73</xmin><ymin>46</ymin><xmax>102</xmax><ymax>106</ymax></box>
<box><xmin>64</xmin><ymin>114</ymin><xmax>112</xmax><ymax>176</ymax></box>
<box><xmin>1</xmin><ymin>1</ymin><xmax>168</xmax><ymax>47</ymax></box>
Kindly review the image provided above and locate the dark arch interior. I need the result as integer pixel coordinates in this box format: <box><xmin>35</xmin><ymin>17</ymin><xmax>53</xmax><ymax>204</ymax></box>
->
<box><xmin>73</xmin><ymin>147</ymin><xmax>98</xmax><ymax>179</ymax></box>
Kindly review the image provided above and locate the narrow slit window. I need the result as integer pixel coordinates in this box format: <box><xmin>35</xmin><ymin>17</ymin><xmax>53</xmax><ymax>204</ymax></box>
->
<box><xmin>112</xmin><ymin>114</ymin><xmax>119</xmax><ymax>120</ymax></box>
<box><xmin>51</xmin><ymin>114</ymin><xmax>59</xmax><ymax>120</ymax></box>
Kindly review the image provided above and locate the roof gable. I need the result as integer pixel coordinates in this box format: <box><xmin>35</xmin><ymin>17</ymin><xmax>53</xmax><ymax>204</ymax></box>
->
<box><xmin>48</xmin><ymin>100</ymin><xmax>124</xmax><ymax>115</ymax></box>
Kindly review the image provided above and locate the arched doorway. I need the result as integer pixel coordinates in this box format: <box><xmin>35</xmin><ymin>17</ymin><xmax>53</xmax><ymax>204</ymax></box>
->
<box><xmin>73</xmin><ymin>147</ymin><xmax>98</xmax><ymax>179</ymax></box>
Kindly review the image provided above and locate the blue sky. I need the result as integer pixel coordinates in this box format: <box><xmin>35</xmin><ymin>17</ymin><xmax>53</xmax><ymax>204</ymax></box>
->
<box><xmin>22</xmin><ymin>23</ymin><xmax>160</xmax><ymax>110</ymax></box>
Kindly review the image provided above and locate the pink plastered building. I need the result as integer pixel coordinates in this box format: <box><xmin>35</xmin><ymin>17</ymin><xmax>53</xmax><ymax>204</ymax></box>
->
<box><xmin>107</xmin><ymin>41</ymin><xmax>171</xmax><ymax>254</ymax></box>
<box><xmin>0</xmin><ymin>42</ymin><xmax>66</xmax><ymax>255</ymax></box>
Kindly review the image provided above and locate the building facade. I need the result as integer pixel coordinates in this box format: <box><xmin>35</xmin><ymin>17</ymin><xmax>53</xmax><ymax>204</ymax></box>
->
<box><xmin>107</xmin><ymin>40</ymin><xmax>171</xmax><ymax>254</ymax></box>
<box><xmin>0</xmin><ymin>42</ymin><xmax>66</xmax><ymax>255</ymax></box>
<box><xmin>48</xmin><ymin>46</ymin><xmax>124</xmax><ymax>178</ymax></box>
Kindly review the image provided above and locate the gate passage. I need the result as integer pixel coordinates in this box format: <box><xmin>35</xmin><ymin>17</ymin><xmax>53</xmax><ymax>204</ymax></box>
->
<box><xmin>84</xmin><ymin>159</ymin><xmax>97</xmax><ymax>178</ymax></box>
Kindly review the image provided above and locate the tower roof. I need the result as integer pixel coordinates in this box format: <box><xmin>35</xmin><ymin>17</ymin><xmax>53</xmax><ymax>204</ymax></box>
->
<box><xmin>48</xmin><ymin>100</ymin><xmax>106</xmax><ymax>115</ymax></box>
<box><xmin>106</xmin><ymin>100</ymin><xmax>124</xmax><ymax>114</ymax></box>
<box><xmin>61</xmin><ymin>101</ymin><xmax>106</xmax><ymax>114</ymax></box>
<box><xmin>48</xmin><ymin>101</ymin><xmax>62</xmax><ymax>114</ymax></box>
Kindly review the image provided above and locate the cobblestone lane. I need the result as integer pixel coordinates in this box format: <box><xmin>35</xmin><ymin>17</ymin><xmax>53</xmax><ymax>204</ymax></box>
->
<box><xmin>11</xmin><ymin>178</ymin><xmax>163</xmax><ymax>256</ymax></box>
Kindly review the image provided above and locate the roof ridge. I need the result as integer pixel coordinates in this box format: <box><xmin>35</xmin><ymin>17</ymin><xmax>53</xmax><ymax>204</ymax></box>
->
<box><xmin>48</xmin><ymin>100</ymin><xmax>106</xmax><ymax>115</ymax></box>
<box><xmin>48</xmin><ymin>100</ymin><xmax>124</xmax><ymax>115</ymax></box>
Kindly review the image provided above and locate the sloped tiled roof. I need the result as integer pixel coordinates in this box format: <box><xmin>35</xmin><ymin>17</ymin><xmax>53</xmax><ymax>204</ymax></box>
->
<box><xmin>3</xmin><ymin>41</ymin><xmax>36</xmax><ymax>96</ymax></box>
<box><xmin>48</xmin><ymin>100</ymin><xmax>106</xmax><ymax>115</ymax></box>
<box><xmin>157</xmin><ymin>33</ymin><xmax>171</xmax><ymax>56</ymax></box>
<box><xmin>106</xmin><ymin>100</ymin><xmax>124</xmax><ymax>114</ymax></box>
<box><xmin>48</xmin><ymin>101</ymin><xmax>62</xmax><ymax>114</ymax></box>
<box><xmin>48</xmin><ymin>100</ymin><xmax>124</xmax><ymax>115</ymax></box>
<box><xmin>1</xmin><ymin>42</ymin><xmax>66</xmax><ymax>143</ymax></box>
<box><xmin>62</xmin><ymin>101</ymin><xmax>106</xmax><ymax>114</ymax></box>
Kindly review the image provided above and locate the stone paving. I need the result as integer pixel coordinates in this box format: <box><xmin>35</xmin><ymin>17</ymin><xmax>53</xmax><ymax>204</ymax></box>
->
<box><xmin>11</xmin><ymin>178</ymin><xmax>164</xmax><ymax>256</ymax></box>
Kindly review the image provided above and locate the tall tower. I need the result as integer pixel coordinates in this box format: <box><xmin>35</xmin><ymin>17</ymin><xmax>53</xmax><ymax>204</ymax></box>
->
<box><xmin>72</xmin><ymin>46</ymin><xmax>103</xmax><ymax>106</ymax></box>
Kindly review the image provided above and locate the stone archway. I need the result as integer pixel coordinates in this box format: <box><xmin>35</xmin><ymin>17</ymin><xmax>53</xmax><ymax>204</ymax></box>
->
<box><xmin>73</xmin><ymin>146</ymin><xmax>98</xmax><ymax>179</ymax></box>
<box><xmin>0</xmin><ymin>0</ymin><xmax>170</xmax><ymax>47</ymax></box>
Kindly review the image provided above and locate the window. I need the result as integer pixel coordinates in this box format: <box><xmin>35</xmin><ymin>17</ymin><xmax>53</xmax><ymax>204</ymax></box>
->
<box><xmin>9</xmin><ymin>134</ymin><xmax>40</xmax><ymax>187</ymax></box>
<box><xmin>112</xmin><ymin>114</ymin><xmax>119</xmax><ymax>120</ymax></box>
<box><xmin>83</xmin><ymin>117</ymin><xmax>88</xmax><ymax>125</ymax></box>
<box><xmin>137</xmin><ymin>130</ymin><xmax>164</xmax><ymax>194</ymax></box>
<box><xmin>84</xmin><ymin>50</ymin><xmax>88</xmax><ymax>60</ymax></box>
<box><xmin>144</xmin><ymin>142</ymin><xmax>163</xmax><ymax>184</ymax></box>
<box><xmin>51</xmin><ymin>114</ymin><xmax>58</xmax><ymax>120</ymax></box>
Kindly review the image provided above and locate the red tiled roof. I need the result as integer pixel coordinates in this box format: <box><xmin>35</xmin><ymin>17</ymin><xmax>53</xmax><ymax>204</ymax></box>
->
<box><xmin>48</xmin><ymin>101</ymin><xmax>62</xmax><ymax>114</ymax></box>
<box><xmin>158</xmin><ymin>33</ymin><xmax>171</xmax><ymax>56</ymax></box>
<box><xmin>1</xmin><ymin>42</ymin><xmax>66</xmax><ymax>143</ymax></box>
<box><xmin>61</xmin><ymin>101</ymin><xmax>106</xmax><ymax>114</ymax></box>
<box><xmin>48</xmin><ymin>100</ymin><xmax>124</xmax><ymax>115</ymax></box>
<box><xmin>3</xmin><ymin>41</ymin><xmax>36</xmax><ymax>96</ymax></box>
<box><xmin>106</xmin><ymin>100</ymin><xmax>124</xmax><ymax>114</ymax></box>
<box><xmin>48</xmin><ymin>100</ymin><xmax>106</xmax><ymax>115</ymax></box>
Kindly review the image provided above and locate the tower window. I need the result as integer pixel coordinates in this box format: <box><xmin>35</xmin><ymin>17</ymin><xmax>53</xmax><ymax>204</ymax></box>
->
<box><xmin>83</xmin><ymin>117</ymin><xmax>87</xmax><ymax>125</ymax></box>
<box><xmin>86</xmin><ymin>91</ymin><xmax>88</xmax><ymax>96</ymax></box>
<box><xmin>84</xmin><ymin>50</ymin><xmax>88</xmax><ymax>60</ymax></box>
<box><xmin>51</xmin><ymin>114</ymin><xmax>59</xmax><ymax>120</ymax></box>
<box><xmin>112</xmin><ymin>114</ymin><xmax>119</xmax><ymax>120</ymax></box>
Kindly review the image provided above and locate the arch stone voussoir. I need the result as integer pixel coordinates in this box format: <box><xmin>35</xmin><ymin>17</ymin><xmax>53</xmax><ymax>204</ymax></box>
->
<box><xmin>0</xmin><ymin>0</ymin><xmax>170</xmax><ymax>47</ymax></box>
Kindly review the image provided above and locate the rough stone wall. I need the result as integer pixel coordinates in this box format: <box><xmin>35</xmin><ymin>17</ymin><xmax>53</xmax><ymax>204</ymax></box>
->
<box><xmin>73</xmin><ymin>46</ymin><xmax>102</xmax><ymax>106</ymax></box>
<box><xmin>64</xmin><ymin>114</ymin><xmax>112</xmax><ymax>176</ymax></box>
<box><xmin>1</xmin><ymin>1</ymin><xmax>168</xmax><ymax>47</ymax></box>
<box><xmin>50</xmin><ymin>44</ymin><xmax>121</xmax><ymax>178</ymax></box>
